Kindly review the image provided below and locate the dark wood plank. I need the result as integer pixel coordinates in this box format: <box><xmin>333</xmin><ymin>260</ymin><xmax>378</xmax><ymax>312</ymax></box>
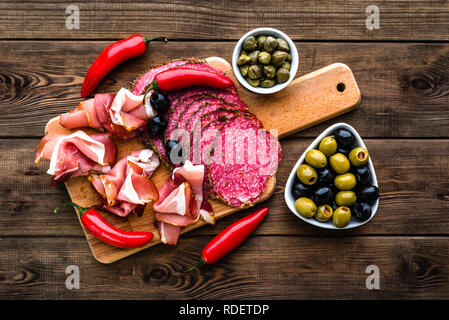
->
<box><xmin>1</xmin><ymin>41</ymin><xmax>449</xmax><ymax>138</ymax></box>
<box><xmin>1</xmin><ymin>1</ymin><xmax>449</xmax><ymax>41</ymax></box>
<box><xmin>2</xmin><ymin>138</ymin><xmax>448</xmax><ymax>236</ymax></box>
<box><xmin>0</xmin><ymin>236</ymin><xmax>447</xmax><ymax>299</ymax></box>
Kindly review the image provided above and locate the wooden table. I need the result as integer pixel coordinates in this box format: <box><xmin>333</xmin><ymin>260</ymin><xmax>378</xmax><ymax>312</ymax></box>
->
<box><xmin>0</xmin><ymin>1</ymin><xmax>448</xmax><ymax>299</ymax></box>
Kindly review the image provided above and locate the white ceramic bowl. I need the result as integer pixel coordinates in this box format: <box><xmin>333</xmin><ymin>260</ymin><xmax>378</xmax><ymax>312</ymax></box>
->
<box><xmin>232</xmin><ymin>27</ymin><xmax>299</xmax><ymax>94</ymax></box>
<box><xmin>284</xmin><ymin>123</ymin><xmax>379</xmax><ymax>229</ymax></box>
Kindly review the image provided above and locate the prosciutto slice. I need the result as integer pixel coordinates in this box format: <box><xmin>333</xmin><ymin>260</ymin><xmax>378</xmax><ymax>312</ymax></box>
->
<box><xmin>60</xmin><ymin>88</ymin><xmax>156</xmax><ymax>139</ymax></box>
<box><xmin>153</xmin><ymin>160</ymin><xmax>214</xmax><ymax>245</ymax></box>
<box><xmin>90</xmin><ymin>149</ymin><xmax>160</xmax><ymax>217</ymax></box>
<box><xmin>35</xmin><ymin>131</ymin><xmax>117</xmax><ymax>185</ymax></box>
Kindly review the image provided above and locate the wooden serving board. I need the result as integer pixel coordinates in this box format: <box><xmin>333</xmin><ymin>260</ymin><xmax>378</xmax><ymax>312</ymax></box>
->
<box><xmin>44</xmin><ymin>57</ymin><xmax>360</xmax><ymax>263</ymax></box>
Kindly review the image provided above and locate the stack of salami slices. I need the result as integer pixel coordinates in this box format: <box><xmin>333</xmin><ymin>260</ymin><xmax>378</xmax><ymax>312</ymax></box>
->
<box><xmin>135</xmin><ymin>59</ymin><xmax>282</xmax><ymax>208</ymax></box>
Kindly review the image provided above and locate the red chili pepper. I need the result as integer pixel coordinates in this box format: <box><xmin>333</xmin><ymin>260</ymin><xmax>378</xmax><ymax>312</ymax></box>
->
<box><xmin>81</xmin><ymin>35</ymin><xmax>167</xmax><ymax>97</ymax></box>
<box><xmin>184</xmin><ymin>207</ymin><xmax>269</xmax><ymax>272</ymax></box>
<box><xmin>54</xmin><ymin>202</ymin><xmax>153</xmax><ymax>248</ymax></box>
<box><xmin>142</xmin><ymin>67</ymin><xmax>233</xmax><ymax>102</ymax></box>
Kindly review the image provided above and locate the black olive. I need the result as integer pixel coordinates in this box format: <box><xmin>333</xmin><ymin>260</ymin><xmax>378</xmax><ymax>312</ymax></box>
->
<box><xmin>312</xmin><ymin>187</ymin><xmax>334</xmax><ymax>206</ymax></box>
<box><xmin>337</xmin><ymin>146</ymin><xmax>351</xmax><ymax>156</ymax></box>
<box><xmin>165</xmin><ymin>140</ymin><xmax>185</xmax><ymax>164</ymax></box>
<box><xmin>334</xmin><ymin>129</ymin><xmax>355</xmax><ymax>149</ymax></box>
<box><xmin>352</xmin><ymin>165</ymin><xmax>371</xmax><ymax>185</ymax></box>
<box><xmin>292</xmin><ymin>181</ymin><xmax>313</xmax><ymax>199</ymax></box>
<box><xmin>147</xmin><ymin>115</ymin><xmax>167</xmax><ymax>136</ymax></box>
<box><xmin>353</xmin><ymin>202</ymin><xmax>372</xmax><ymax>221</ymax></box>
<box><xmin>330</xmin><ymin>200</ymin><xmax>338</xmax><ymax>211</ymax></box>
<box><xmin>150</xmin><ymin>92</ymin><xmax>171</xmax><ymax>113</ymax></box>
<box><xmin>357</xmin><ymin>185</ymin><xmax>379</xmax><ymax>204</ymax></box>
<box><xmin>317</xmin><ymin>167</ymin><xmax>335</xmax><ymax>186</ymax></box>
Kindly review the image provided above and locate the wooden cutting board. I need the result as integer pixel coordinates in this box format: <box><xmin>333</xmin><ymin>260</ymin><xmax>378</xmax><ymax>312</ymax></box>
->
<box><xmin>43</xmin><ymin>57</ymin><xmax>360</xmax><ymax>263</ymax></box>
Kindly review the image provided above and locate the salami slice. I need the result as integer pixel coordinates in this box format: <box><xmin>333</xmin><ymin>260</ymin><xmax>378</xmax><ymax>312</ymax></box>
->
<box><xmin>207</xmin><ymin>115</ymin><xmax>282</xmax><ymax>208</ymax></box>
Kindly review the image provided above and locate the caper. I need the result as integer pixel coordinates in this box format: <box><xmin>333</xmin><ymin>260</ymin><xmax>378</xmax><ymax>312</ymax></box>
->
<box><xmin>245</xmin><ymin>77</ymin><xmax>260</xmax><ymax>87</ymax></box>
<box><xmin>271</xmin><ymin>50</ymin><xmax>288</xmax><ymax>67</ymax></box>
<box><xmin>237</xmin><ymin>54</ymin><xmax>251</xmax><ymax>66</ymax></box>
<box><xmin>349</xmin><ymin>147</ymin><xmax>370</xmax><ymax>167</ymax></box>
<box><xmin>330</xmin><ymin>153</ymin><xmax>351</xmax><ymax>174</ymax></box>
<box><xmin>280</xmin><ymin>61</ymin><xmax>291</xmax><ymax>70</ymax></box>
<box><xmin>305</xmin><ymin>149</ymin><xmax>327</xmax><ymax>169</ymax></box>
<box><xmin>335</xmin><ymin>191</ymin><xmax>357</xmax><ymax>207</ymax></box>
<box><xmin>257</xmin><ymin>35</ymin><xmax>267</xmax><ymax>50</ymax></box>
<box><xmin>334</xmin><ymin>173</ymin><xmax>357</xmax><ymax>190</ymax></box>
<box><xmin>239</xmin><ymin>65</ymin><xmax>249</xmax><ymax>77</ymax></box>
<box><xmin>258</xmin><ymin>51</ymin><xmax>271</xmax><ymax>65</ymax></box>
<box><xmin>260</xmin><ymin>79</ymin><xmax>276</xmax><ymax>88</ymax></box>
<box><xmin>242</xmin><ymin>36</ymin><xmax>257</xmax><ymax>51</ymax></box>
<box><xmin>319</xmin><ymin>136</ymin><xmax>337</xmax><ymax>157</ymax></box>
<box><xmin>263</xmin><ymin>36</ymin><xmax>279</xmax><ymax>53</ymax></box>
<box><xmin>333</xmin><ymin>206</ymin><xmax>351</xmax><ymax>228</ymax></box>
<box><xmin>277</xmin><ymin>38</ymin><xmax>290</xmax><ymax>52</ymax></box>
<box><xmin>263</xmin><ymin>65</ymin><xmax>276</xmax><ymax>79</ymax></box>
<box><xmin>247</xmin><ymin>65</ymin><xmax>263</xmax><ymax>79</ymax></box>
<box><xmin>276</xmin><ymin>68</ymin><xmax>290</xmax><ymax>84</ymax></box>
<box><xmin>315</xmin><ymin>204</ymin><xmax>333</xmax><ymax>222</ymax></box>
<box><xmin>296</xmin><ymin>164</ymin><xmax>318</xmax><ymax>185</ymax></box>
<box><xmin>248</xmin><ymin>50</ymin><xmax>260</xmax><ymax>65</ymax></box>
<box><xmin>295</xmin><ymin>197</ymin><xmax>317</xmax><ymax>218</ymax></box>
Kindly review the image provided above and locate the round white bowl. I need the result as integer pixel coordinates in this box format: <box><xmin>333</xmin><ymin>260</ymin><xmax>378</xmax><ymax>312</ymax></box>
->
<box><xmin>284</xmin><ymin>123</ymin><xmax>379</xmax><ymax>229</ymax></box>
<box><xmin>232</xmin><ymin>27</ymin><xmax>299</xmax><ymax>95</ymax></box>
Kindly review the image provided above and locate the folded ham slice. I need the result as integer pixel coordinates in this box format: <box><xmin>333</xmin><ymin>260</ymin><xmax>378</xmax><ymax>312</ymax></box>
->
<box><xmin>90</xmin><ymin>149</ymin><xmax>160</xmax><ymax>217</ymax></box>
<box><xmin>35</xmin><ymin>131</ymin><xmax>117</xmax><ymax>185</ymax></box>
<box><xmin>60</xmin><ymin>88</ymin><xmax>156</xmax><ymax>139</ymax></box>
<box><xmin>153</xmin><ymin>160</ymin><xmax>214</xmax><ymax>245</ymax></box>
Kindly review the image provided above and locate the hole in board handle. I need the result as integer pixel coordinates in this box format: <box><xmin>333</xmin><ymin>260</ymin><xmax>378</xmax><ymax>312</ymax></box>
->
<box><xmin>337</xmin><ymin>82</ymin><xmax>346</xmax><ymax>92</ymax></box>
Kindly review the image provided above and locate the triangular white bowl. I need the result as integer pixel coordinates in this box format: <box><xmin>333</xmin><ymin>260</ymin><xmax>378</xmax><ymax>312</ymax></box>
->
<box><xmin>284</xmin><ymin>123</ymin><xmax>379</xmax><ymax>229</ymax></box>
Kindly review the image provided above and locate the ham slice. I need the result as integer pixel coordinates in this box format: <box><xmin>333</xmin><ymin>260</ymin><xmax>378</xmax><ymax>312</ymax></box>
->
<box><xmin>90</xmin><ymin>149</ymin><xmax>160</xmax><ymax>217</ymax></box>
<box><xmin>59</xmin><ymin>88</ymin><xmax>156</xmax><ymax>139</ymax></box>
<box><xmin>35</xmin><ymin>131</ymin><xmax>117</xmax><ymax>185</ymax></box>
<box><xmin>153</xmin><ymin>160</ymin><xmax>215</xmax><ymax>245</ymax></box>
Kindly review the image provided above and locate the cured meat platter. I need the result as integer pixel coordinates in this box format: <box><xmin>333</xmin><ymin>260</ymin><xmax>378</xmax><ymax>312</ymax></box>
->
<box><xmin>44</xmin><ymin>57</ymin><xmax>360</xmax><ymax>263</ymax></box>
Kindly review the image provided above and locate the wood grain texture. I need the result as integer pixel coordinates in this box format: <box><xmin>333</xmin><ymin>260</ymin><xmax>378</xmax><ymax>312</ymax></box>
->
<box><xmin>0</xmin><ymin>236</ymin><xmax>447</xmax><ymax>299</ymax></box>
<box><xmin>2</xmin><ymin>138</ymin><xmax>448</xmax><ymax>237</ymax></box>
<box><xmin>1</xmin><ymin>1</ymin><xmax>449</xmax><ymax>41</ymax></box>
<box><xmin>1</xmin><ymin>41</ymin><xmax>449</xmax><ymax>138</ymax></box>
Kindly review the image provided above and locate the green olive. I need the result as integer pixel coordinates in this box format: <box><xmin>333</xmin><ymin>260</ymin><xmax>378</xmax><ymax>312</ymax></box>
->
<box><xmin>319</xmin><ymin>136</ymin><xmax>337</xmax><ymax>157</ymax></box>
<box><xmin>258</xmin><ymin>51</ymin><xmax>271</xmax><ymax>65</ymax></box>
<box><xmin>280</xmin><ymin>61</ymin><xmax>291</xmax><ymax>70</ymax></box>
<box><xmin>263</xmin><ymin>36</ymin><xmax>279</xmax><ymax>53</ymax></box>
<box><xmin>335</xmin><ymin>191</ymin><xmax>357</xmax><ymax>207</ymax></box>
<box><xmin>248</xmin><ymin>50</ymin><xmax>260</xmax><ymax>65</ymax></box>
<box><xmin>296</xmin><ymin>164</ymin><xmax>318</xmax><ymax>185</ymax></box>
<box><xmin>237</xmin><ymin>54</ymin><xmax>251</xmax><ymax>65</ymax></box>
<box><xmin>242</xmin><ymin>36</ymin><xmax>257</xmax><ymax>51</ymax></box>
<box><xmin>263</xmin><ymin>65</ymin><xmax>276</xmax><ymax>79</ymax></box>
<box><xmin>330</xmin><ymin>153</ymin><xmax>351</xmax><ymax>174</ymax></box>
<box><xmin>277</xmin><ymin>38</ymin><xmax>290</xmax><ymax>52</ymax></box>
<box><xmin>305</xmin><ymin>149</ymin><xmax>327</xmax><ymax>169</ymax></box>
<box><xmin>257</xmin><ymin>35</ymin><xmax>267</xmax><ymax>50</ymax></box>
<box><xmin>295</xmin><ymin>197</ymin><xmax>317</xmax><ymax>218</ymax></box>
<box><xmin>333</xmin><ymin>206</ymin><xmax>351</xmax><ymax>228</ymax></box>
<box><xmin>315</xmin><ymin>204</ymin><xmax>333</xmax><ymax>222</ymax></box>
<box><xmin>276</xmin><ymin>68</ymin><xmax>290</xmax><ymax>84</ymax></box>
<box><xmin>349</xmin><ymin>147</ymin><xmax>370</xmax><ymax>167</ymax></box>
<box><xmin>239</xmin><ymin>65</ymin><xmax>249</xmax><ymax>77</ymax></box>
<box><xmin>260</xmin><ymin>79</ymin><xmax>276</xmax><ymax>88</ymax></box>
<box><xmin>247</xmin><ymin>65</ymin><xmax>263</xmax><ymax>79</ymax></box>
<box><xmin>286</xmin><ymin>53</ymin><xmax>292</xmax><ymax>62</ymax></box>
<box><xmin>245</xmin><ymin>77</ymin><xmax>260</xmax><ymax>87</ymax></box>
<box><xmin>334</xmin><ymin>173</ymin><xmax>357</xmax><ymax>190</ymax></box>
<box><xmin>271</xmin><ymin>50</ymin><xmax>288</xmax><ymax>67</ymax></box>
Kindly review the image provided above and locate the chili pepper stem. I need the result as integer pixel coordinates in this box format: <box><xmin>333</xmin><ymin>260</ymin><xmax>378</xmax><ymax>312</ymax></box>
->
<box><xmin>142</xmin><ymin>80</ymin><xmax>160</xmax><ymax>104</ymax></box>
<box><xmin>144</xmin><ymin>36</ymin><xmax>168</xmax><ymax>47</ymax></box>
<box><xmin>54</xmin><ymin>201</ymin><xmax>87</xmax><ymax>215</ymax></box>
<box><xmin>183</xmin><ymin>258</ymin><xmax>206</xmax><ymax>273</ymax></box>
